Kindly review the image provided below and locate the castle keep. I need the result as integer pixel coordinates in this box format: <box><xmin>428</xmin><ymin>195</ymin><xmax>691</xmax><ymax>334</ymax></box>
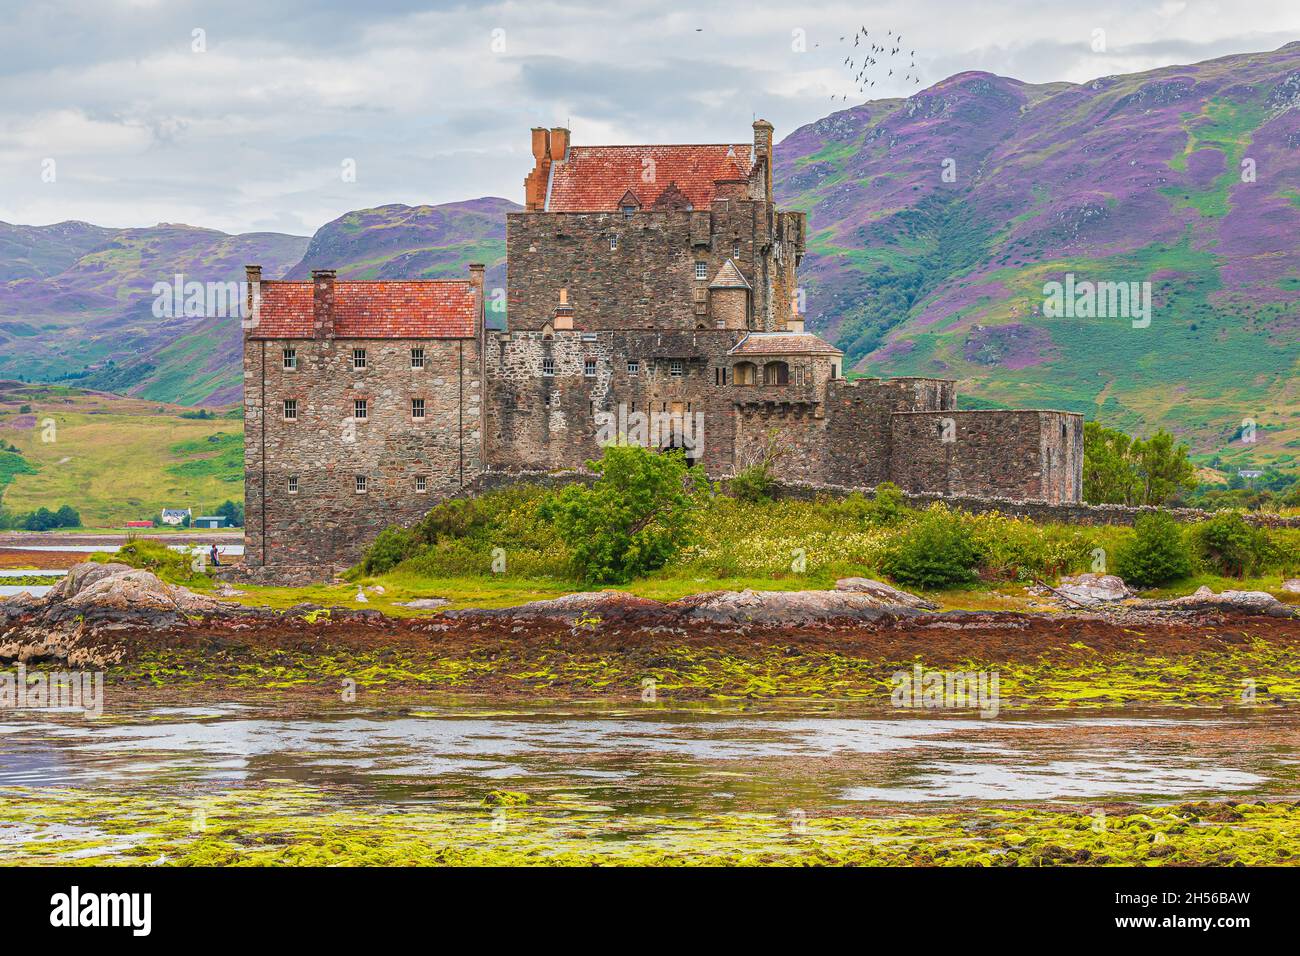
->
<box><xmin>243</xmin><ymin>121</ymin><xmax>1083</xmax><ymax>568</ymax></box>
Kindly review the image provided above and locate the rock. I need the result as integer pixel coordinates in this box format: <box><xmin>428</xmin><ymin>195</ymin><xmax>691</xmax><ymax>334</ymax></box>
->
<box><xmin>396</xmin><ymin>598</ymin><xmax>450</xmax><ymax>611</ymax></box>
<box><xmin>1164</xmin><ymin>586</ymin><xmax>1283</xmax><ymax>612</ymax></box>
<box><xmin>1282</xmin><ymin>579</ymin><xmax>1300</xmax><ymax>594</ymax></box>
<box><xmin>354</xmin><ymin>588</ymin><xmax>368</xmax><ymax>603</ymax></box>
<box><xmin>1052</xmin><ymin>573</ymin><xmax>1133</xmax><ymax>605</ymax></box>
<box><xmin>369</xmin><ymin>585</ymin><xmax>386</xmax><ymax>594</ymax></box>
<box><xmin>672</xmin><ymin>589</ymin><xmax>923</xmax><ymax>626</ymax></box>
<box><xmin>49</xmin><ymin>562</ymin><xmax>135</xmax><ymax>601</ymax></box>
<box><xmin>834</xmin><ymin>577</ymin><xmax>939</xmax><ymax>610</ymax></box>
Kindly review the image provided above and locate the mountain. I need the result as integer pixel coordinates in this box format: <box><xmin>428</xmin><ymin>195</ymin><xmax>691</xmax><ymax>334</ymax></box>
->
<box><xmin>1</xmin><ymin>45</ymin><xmax>1296</xmax><ymax>467</ymax></box>
<box><xmin>0</xmin><ymin>222</ymin><xmax>310</xmax><ymax>404</ymax></box>
<box><xmin>776</xmin><ymin>41</ymin><xmax>1300</xmax><ymax>469</ymax></box>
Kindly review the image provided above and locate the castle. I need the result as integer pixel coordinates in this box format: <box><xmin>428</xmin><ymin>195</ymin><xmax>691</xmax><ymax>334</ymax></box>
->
<box><xmin>242</xmin><ymin>120</ymin><xmax>1083</xmax><ymax>569</ymax></box>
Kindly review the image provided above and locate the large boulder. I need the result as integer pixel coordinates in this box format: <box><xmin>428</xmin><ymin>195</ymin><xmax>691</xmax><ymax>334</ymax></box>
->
<box><xmin>1282</xmin><ymin>579</ymin><xmax>1300</xmax><ymax>595</ymax></box>
<box><xmin>1053</xmin><ymin>573</ymin><xmax>1133</xmax><ymax>605</ymax></box>
<box><xmin>1162</xmin><ymin>586</ymin><xmax>1285</xmax><ymax>614</ymax></box>
<box><xmin>834</xmin><ymin>577</ymin><xmax>938</xmax><ymax>610</ymax></box>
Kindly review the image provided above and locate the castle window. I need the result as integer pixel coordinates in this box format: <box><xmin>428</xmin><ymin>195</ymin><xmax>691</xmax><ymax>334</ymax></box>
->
<box><xmin>763</xmin><ymin>361</ymin><xmax>789</xmax><ymax>386</ymax></box>
<box><xmin>352</xmin><ymin>348</ymin><xmax>367</xmax><ymax>370</ymax></box>
<box><xmin>694</xmin><ymin>262</ymin><xmax>708</xmax><ymax>281</ymax></box>
<box><xmin>287</xmin><ymin>476</ymin><xmax>298</xmax><ymax>494</ymax></box>
<box><xmin>733</xmin><ymin>362</ymin><xmax>756</xmax><ymax>386</ymax></box>
<box><xmin>354</xmin><ymin>398</ymin><xmax>368</xmax><ymax>420</ymax></box>
<box><xmin>714</xmin><ymin>366</ymin><xmax>729</xmax><ymax>386</ymax></box>
<box><xmin>670</xmin><ymin>359</ymin><xmax>684</xmax><ymax>377</ymax></box>
<box><xmin>355</xmin><ymin>475</ymin><xmax>368</xmax><ymax>494</ymax></box>
<box><xmin>282</xmin><ymin>348</ymin><xmax>297</xmax><ymax>370</ymax></box>
<box><xmin>410</xmin><ymin>348</ymin><xmax>425</xmax><ymax>369</ymax></box>
<box><xmin>795</xmin><ymin>367</ymin><xmax>805</xmax><ymax>386</ymax></box>
<box><xmin>542</xmin><ymin>357</ymin><xmax>555</xmax><ymax>377</ymax></box>
<box><xmin>282</xmin><ymin>398</ymin><xmax>298</xmax><ymax>420</ymax></box>
<box><xmin>609</xmin><ymin>235</ymin><xmax>619</xmax><ymax>250</ymax></box>
<box><xmin>627</xmin><ymin>359</ymin><xmax>639</xmax><ymax>376</ymax></box>
<box><xmin>584</xmin><ymin>358</ymin><xmax>597</xmax><ymax>378</ymax></box>
<box><xmin>732</xmin><ymin>240</ymin><xmax>740</xmax><ymax>259</ymax></box>
<box><xmin>411</xmin><ymin>398</ymin><xmax>425</xmax><ymax>419</ymax></box>
<box><xmin>831</xmin><ymin>362</ymin><xmax>840</xmax><ymax>379</ymax></box>
<box><xmin>622</xmin><ymin>205</ymin><xmax>635</xmax><ymax>219</ymax></box>
<box><xmin>415</xmin><ymin>475</ymin><xmax>427</xmax><ymax>493</ymax></box>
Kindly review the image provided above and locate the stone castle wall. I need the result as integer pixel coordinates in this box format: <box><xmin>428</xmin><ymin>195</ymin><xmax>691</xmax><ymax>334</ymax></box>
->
<box><xmin>244</xmin><ymin>335</ymin><xmax>482</xmax><ymax>567</ymax></box>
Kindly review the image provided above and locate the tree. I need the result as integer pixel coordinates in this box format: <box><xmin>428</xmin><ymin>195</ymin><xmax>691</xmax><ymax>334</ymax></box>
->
<box><xmin>214</xmin><ymin>499</ymin><xmax>244</xmax><ymax>528</ymax></box>
<box><xmin>53</xmin><ymin>505</ymin><xmax>81</xmax><ymax>528</ymax></box>
<box><xmin>1083</xmin><ymin>422</ymin><xmax>1196</xmax><ymax>506</ymax></box>
<box><xmin>1113</xmin><ymin>512</ymin><xmax>1193</xmax><ymax>588</ymax></box>
<box><xmin>541</xmin><ymin>444</ymin><xmax>711</xmax><ymax>584</ymax></box>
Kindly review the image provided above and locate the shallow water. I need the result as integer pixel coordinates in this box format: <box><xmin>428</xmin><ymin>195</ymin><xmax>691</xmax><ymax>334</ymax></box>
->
<box><xmin>0</xmin><ymin>701</ymin><xmax>1293</xmax><ymax>815</ymax></box>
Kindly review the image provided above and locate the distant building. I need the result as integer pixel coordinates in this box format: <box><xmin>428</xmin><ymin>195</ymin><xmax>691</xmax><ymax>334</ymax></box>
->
<box><xmin>192</xmin><ymin>515</ymin><xmax>228</xmax><ymax>529</ymax></box>
<box><xmin>124</xmin><ymin>521</ymin><xmax>153</xmax><ymax>528</ymax></box>
<box><xmin>1239</xmin><ymin>469</ymin><xmax>1264</xmax><ymax>480</ymax></box>
<box><xmin>160</xmin><ymin>508</ymin><xmax>191</xmax><ymax>526</ymax></box>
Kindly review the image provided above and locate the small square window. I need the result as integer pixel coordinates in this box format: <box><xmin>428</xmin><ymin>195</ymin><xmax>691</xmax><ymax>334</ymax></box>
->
<box><xmin>411</xmin><ymin>397</ymin><xmax>425</xmax><ymax>419</ymax></box>
<box><xmin>627</xmin><ymin>359</ymin><xmax>639</xmax><ymax>376</ymax></box>
<box><xmin>694</xmin><ymin>262</ymin><xmax>708</xmax><ymax>281</ymax></box>
<box><xmin>670</xmin><ymin>359</ymin><xmax>684</xmax><ymax>377</ymax></box>
<box><xmin>584</xmin><ymin>358</ymin><xmax>597</xmax><ymax>378</ymax></box>
<box><xmin>415</xmin><ymin>475</ymin><xmax>427</xmax><ymax>493</ymax></box>
<box><xmin>287</xmin><ymin>476</ymin><xmax>298</xmax><ymax>494</ymax></box>
<box><xmin>542</xmin><ymin>357</ymin><xmax>555</xmax><ymax>377</ymax></box>
<box><xmin>354</xmin><ymin>398</ymin><xmax>368</xmax><ymax>420</ymax></box>
<box><xmin>355</xmin><ymin>475</ymin><xmax>367</xmax><ymax>494</ymax></box>
<box><xmin>410</xmin><ymin>348</ymin><xmax>425</xmax><ymax>369</ymax></box>
<box><xmin>352</xmin><ymin>348</ymin><xmax>367</xmax><ymax>370</ymax></box>
<box><xmin>282</xmin><ymin>348</ymin><xmax>297</xmax><ymax>370</ymax></box>
<box><xmin>282</xmin><ymin>398</ymin><xmax>297</xmax><ymax>420</ymax></box>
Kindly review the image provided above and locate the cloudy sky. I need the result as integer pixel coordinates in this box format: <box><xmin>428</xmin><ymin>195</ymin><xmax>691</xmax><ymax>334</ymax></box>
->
<box><xmin>2</xmin><ymin>0</ymin><xmax>1297</xmax><ymax>235</ymax></box>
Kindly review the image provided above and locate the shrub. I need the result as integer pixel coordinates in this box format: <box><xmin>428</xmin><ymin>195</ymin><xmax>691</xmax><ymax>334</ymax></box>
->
<box><xmin>880</xmin><ymin>505</ymin><xmax>979</xmax><ymax>589</ymax></box>
<box><xmin>1113</xmin><ymin>512</ymin><xmax>1193</xmax><ymax>588</ymax></box>
<box><xmin>362</xmin><ymin>526</ymin><xmax>415</xmax><ymax>575</ymax></box>
<box><xmin>729</xmin><ymin>462</ymin><xmax>776</xmax><ymax>503</ymax></box>
<box><xmin>540</xmin><ymin>444</ymin><xmax>711</xmax><ymax>584</ymax></box>
<box><xmin>870</xmin><ymin>482</ymin><xmax>907</xmax><ymax>525</ymax></box>
<box><xmin>1191</xmin><ymin>512</ymin><xmax>1271</xmax><ymax>578</ymax></box>
<box><xmin>98</xmin><ymin>537</ymin><xmax>206</xmax><ymax>585</ymax></box>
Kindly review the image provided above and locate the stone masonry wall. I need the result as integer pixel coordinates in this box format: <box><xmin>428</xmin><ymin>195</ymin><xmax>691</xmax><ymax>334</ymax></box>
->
<box><xmin>244</xmin><ymin>335</ymin><xmax>482</xmax><ymax>568</ymax></box>
<box><xmin>888</xmin><ymin>410</ymin><xmax>1084</xmax><ymax>503</ymax></box>
<box><xmin>822</xmin><ymin>378</ymin><xmax>955</xmax><ymax>486</ymax></box>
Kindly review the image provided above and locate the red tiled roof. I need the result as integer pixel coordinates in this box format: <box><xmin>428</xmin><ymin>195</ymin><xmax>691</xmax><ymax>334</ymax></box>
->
<box><xmin>250</xmin><ymin>281</ymin><xmax>477</xmax><ymax>339</ymax></box>
<box><xmin>546</xmin><ymin>144</ymin><xmax>754</xmax><ymax>212</ymax></box>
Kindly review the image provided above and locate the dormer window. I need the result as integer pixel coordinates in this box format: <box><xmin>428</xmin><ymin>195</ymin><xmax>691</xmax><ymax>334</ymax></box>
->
<box><xmin>622</xmin><ymin>206</ymin><xmax>635</xmax><ymax>219</ymax></box>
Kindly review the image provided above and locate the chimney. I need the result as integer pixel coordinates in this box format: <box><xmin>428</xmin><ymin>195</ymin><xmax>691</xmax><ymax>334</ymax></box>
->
<box><xmin>311</xmin><ymin>269</ymin><xmax>336</xmax><ymax>339</ymax></box>
<box><xmin>549</xmin><ymin>126</ymin><xmax>570</xmax><ymax>159</ymax></box>
<box><xmin>468</xmin><ymin>263</ymin><xmax>486</xmax><ymax>330</ymax></box>
<box><xmin>553</xmin><ymin>287</ymin><xmax>574</xmax><ymax>330</ymax></box>
<box><xmin>525</xmin><ymin>127</ymin><xmax>552</xmax><ymax>211</ymax></box>
<box><xmin>244</xmin><ymin>265</ymin><xmax>262</xmax><ymax>332</ymax></box>
<box><xmin>753</xmin><ymin>119</ymin><xmax>774</xmax><ymax>203</ymax></box>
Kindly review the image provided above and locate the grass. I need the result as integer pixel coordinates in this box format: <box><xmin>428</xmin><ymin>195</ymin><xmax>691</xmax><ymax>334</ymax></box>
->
<box><xmin>0</xmin><ymin>385</ymin><xmax>241</xmax><ymax>526</ymax></box>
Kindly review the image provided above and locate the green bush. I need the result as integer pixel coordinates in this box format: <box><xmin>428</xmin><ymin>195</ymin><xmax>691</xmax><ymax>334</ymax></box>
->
<box><xmin>1191</xmin><ymin>512</ymin><xmax>1271</xmax><ymax>578</ymax></box>
<box><xmin>1113</xmin><ymin>512</ymin><xmax>1194</xmax><ymax>588</ymax></box>
<box><xmin>880</xmin><ymin>505</ymin><xmax>979</xmax><ymax>589</ymax></box>
<box><xmin>362</xmin><ymin>526</ymin><xmax>415</xmax><ymax>575</ymax></box>
<box><xmin>729</xmin><ymin>462</ymin><xmax>776</xmax><ymax>503</ymax></box>
<box><xmin>97</xmin><ymin>537</ymin><xmax>207</xmax><ymax>585</ymax></box>
<box><xmin>540</xmin><ymin>444</ymin><xmax>711</xmax><ymax>584</ymax></box>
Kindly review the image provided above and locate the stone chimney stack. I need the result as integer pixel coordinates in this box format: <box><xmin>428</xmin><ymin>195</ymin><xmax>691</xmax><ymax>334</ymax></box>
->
<box><xmin>244</xmin><ymin>265</ymin><xmax>262</xmax><ymax>331</ymax></box>
<box><xmin>311</xmin><ymin>269</ymin><xmax>336</xmax><ymax>339</ymax></box>
<box><xmin>525</xmin><ymin>128</ymin><xmax>552</xmax><ymax>211</ymax></box>
<box><xmin>753</xmin><ymin>119</ymin><xmax>774</xmax><ymax>204</ymax></box>
<box><xmin>468</xmin><ymin>263</ymin><xmax>486</xmax><ymax>328</ymax></box>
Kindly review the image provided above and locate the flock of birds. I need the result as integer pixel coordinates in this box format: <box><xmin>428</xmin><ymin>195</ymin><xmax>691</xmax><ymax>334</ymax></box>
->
<box><xmin>833</xmin><ymin>25</ymin><xmax>921</xmax><ymax>102</ymax></box>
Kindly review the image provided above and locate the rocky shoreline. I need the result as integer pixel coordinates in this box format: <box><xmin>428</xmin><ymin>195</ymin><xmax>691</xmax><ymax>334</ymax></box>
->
<box><xmin>1</xmin><ymin>561</ymin><xmax>1297</xmax><ymax>671</ymax></box>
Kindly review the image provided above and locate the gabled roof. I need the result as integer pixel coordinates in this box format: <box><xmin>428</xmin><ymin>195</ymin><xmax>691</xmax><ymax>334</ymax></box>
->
<box><xmin>546</xmin><ymin>144</ymin><xmax>754</xmax><ymax>212</ymax></box>
<box><xmin>709</xmin><ymin>259</ymin><xmax>751</xmax><ymax>290</ymax></box>
<box><xmin>251</xmin><ymin>280</ymin><xmax>478</xmax><ymax>339</ymax></box>
<box><xmin>727</xmin><ymin>331</ymin><xmax>843</xmax><ymax>356</ymax></box>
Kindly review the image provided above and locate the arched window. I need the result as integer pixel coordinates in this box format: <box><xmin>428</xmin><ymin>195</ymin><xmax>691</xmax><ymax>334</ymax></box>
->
<box><xmin>733</xmin><ymin>362</ymin><xmax>757</xmax><ymax>385</ymax></box>
<box><xmin>763</xmin><ymin>361</ymin><xmax>789</xmax><ymax>385</ymax></box>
